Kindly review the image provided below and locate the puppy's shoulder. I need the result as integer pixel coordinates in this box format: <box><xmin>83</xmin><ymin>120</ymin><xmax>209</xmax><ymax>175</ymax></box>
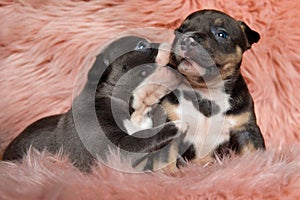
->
<box><xmin>226</xmin><ymin>74</ymin><xmax>253</xmax><ymax>115</ymax></box>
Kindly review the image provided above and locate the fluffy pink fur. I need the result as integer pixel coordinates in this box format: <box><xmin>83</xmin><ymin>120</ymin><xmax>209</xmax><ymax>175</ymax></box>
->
<box><xmin>1</xmin><ymin>147</ymin><xmax>300</xmax><ymax>199</ymax></box>
<box><xmin>0</xmin><ymin>0</ymin><xmax>300</xmax><ymax>199</ymax></box>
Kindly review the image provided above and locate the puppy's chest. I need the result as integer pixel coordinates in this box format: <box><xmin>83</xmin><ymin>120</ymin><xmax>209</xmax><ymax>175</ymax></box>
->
<box><xmin>162</xmin><ymin>85</ymin><xmax>232</xmax><ymax>158</ymax></box>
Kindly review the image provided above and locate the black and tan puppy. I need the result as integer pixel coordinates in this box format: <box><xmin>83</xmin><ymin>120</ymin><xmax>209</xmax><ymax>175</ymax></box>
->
<box><xmin>132</xmin><ymin>10</ymin><xmax>265</xmax><ymax>166</ymax></box>
<box><xmin>3</xmin><ymin>36</ymin><xmax>185</xmax><ymax>172</ymax></box>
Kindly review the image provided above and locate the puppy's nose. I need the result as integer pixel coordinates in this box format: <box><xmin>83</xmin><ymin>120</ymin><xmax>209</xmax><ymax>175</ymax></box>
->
<box><xmin>180</xmin><ymin>37</ymin><xmax>197</xmax><ymax>51</ymax></box>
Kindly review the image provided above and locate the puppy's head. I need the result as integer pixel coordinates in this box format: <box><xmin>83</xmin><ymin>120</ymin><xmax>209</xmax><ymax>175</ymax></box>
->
<box><xmin>88</xmin><ymin>36</ymin><xmax>159</xmax><ymax>86</ymax></box>
<box><xmin>170</xmin><ymin>9</ymin><xmax>260</xmax><ymax>87</ymax></box>
<box><xmin>89</xmin><ymin>36</ymin><xmax>163</xmax><ymax>98</ymax></box>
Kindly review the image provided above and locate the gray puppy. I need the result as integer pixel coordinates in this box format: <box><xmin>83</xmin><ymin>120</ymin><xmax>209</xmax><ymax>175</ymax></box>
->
<box><xmin>3</xmin><ymin>36</ymin><xmax>185</xmax><ymax>172</ymax></box>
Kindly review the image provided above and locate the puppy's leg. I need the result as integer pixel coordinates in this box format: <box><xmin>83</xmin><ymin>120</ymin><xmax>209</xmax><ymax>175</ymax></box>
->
<box><xmin>219</xmin><ymin>124</ymin><xmax>265</xmax><ymax>157</ymax></box>
<box><xmin>133</xmin><ymin>139</ymin><xmax>187</xmax><ymax>172</ymax></box>
<box><xmin>131</xmin><ymin>42</ymin><xmax>174</xmax><ymax>113</ymax></box>
<box><xmin>126</xmin><ymin>121</ymin><xmax>187</xmax><ymax>171</ymax></box>
<box><xmin>137</xmin><ymin>139</ymin><xmax>182</xmax><ymax>172</ymax></box>
<box><xmin>132</xmin><ymin>100</ymin><xmax>187</xmax><ymax>172</ymax></box>
<box><xmin>230</xmin><ymin>129</ymin><xmax>265</xmax><ymax>154</ymax></box>
<box><xmin>131</xmin><ymin>66</ymin><xmax>182</xmax><ymax>126</ymax></box>
<box><xmin>119</xmin><ymin>121</ymin><xmax>187</xmax><ymax>153</ymax></box>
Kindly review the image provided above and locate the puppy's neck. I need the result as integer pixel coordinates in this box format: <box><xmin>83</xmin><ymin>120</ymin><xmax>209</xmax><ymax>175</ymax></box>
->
<box><xmin>183</xmin><ymin>69</ymin><xmax>243</xmax><ymax>103</ymax></box>
<box><xmin>223</xmin><ymin>70</ymin><xmax>242</xmax><ymax>94</ymax></box>
<box><xmin>184</xmin><ymin>76</ymin><xmax>225</xmax><ymax>91</ymax></box>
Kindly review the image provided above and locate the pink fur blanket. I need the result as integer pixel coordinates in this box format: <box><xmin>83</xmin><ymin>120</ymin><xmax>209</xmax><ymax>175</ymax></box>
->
<box><xmin>1</xmin><ymin>0</ymin><xmax>300</xmax><ymax>199</ymax></box>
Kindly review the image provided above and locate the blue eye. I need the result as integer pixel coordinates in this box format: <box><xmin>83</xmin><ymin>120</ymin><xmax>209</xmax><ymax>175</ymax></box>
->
<box><xmin>216</xmin><ymin>30</ymin><xmax>228</xmax><ymax>39</ymax></box>
<box><xmin>136</xmin><ymin>41</ymin><xmax>148</xmax><ymax>50</ymax></box>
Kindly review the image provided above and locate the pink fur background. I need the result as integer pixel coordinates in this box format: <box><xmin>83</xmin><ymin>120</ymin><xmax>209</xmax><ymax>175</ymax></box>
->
<box><xmin>1</xmin><ymin>0</ymin><xmax>300</xmax><ymax>199</ymax></box>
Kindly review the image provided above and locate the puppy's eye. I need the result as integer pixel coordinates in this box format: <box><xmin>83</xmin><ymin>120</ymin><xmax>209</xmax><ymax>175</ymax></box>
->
<box><xmin>136</xmin><ymin>41</ymin><xmax>148</xmax><ymax>50</ymax></box>
<box><xmin>216</xmin><ymin>30</ymin><xmax>229</xmax><ymax>39</ymax></box>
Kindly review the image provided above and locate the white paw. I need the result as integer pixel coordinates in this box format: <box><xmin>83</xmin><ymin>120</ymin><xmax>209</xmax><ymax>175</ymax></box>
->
<box><xmin>173</xmin><ymin>121</ymin><xmax>189</xmax><ymax>135</ymax></box>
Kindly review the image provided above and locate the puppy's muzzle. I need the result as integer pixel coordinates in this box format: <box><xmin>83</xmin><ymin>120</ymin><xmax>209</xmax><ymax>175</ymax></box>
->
<box><xmin>180</xmin><ymin>36</ymin><xmax>198</xmax><ymax>52</ymax></box>
<box><xmin>177</xmin><ymin>36</ymin><xmax>214</xmax><ymax>69</ymax></box>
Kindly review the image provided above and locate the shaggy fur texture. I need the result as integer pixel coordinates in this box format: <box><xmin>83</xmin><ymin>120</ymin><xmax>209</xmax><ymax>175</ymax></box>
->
<box><xmin>0</xmin><ymin>0</ymin><xmax>300</xmax><ymax>199</ymax></box>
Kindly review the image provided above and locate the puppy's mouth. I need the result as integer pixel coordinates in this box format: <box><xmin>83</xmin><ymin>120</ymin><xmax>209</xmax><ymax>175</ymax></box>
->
<box><xmin>172</xmin><ymin>37</ymin><xmax>221</xmax><ymax>84</ymax></box>
<box><xmin>178</xmin><ymin>58</ymin><xmax>206</xmax><ymax>77</ymax></box>
<box><xmin>177</xmin><ymin>57</ymin><xmax>218</xmax><ymax>83</ymax></box>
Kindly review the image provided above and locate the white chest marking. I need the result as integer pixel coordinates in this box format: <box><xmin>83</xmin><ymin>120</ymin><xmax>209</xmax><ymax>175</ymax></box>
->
<box><xmin>176</xmin><ymin>84</ymin><xmax>232</xmax><ymax>158</ymax></box>
<box><xmin>123</xmin><ymin>116</ymin><xmax>153</xmax><ymax>135</ymax></box>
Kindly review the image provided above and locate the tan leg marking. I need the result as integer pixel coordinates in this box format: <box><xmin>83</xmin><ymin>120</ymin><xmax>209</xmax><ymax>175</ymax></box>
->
<box><xmin>156</xmin><ymin>142</ymin><xmax>179</xmax><ymax>173</ymax></box>
<box><xmin>240</xmin><ymin>142</ymin><xmax>257</xmax><ymax>154</ymax></box>
<box><xmin>161</xmin><ymin>100</ymin><xmax>181</xmax><ymax>121</ymax></box>
<box><xmin>226</xmin><ymin>111</ymin><xmax>252</xmax><ymax>131</ymax></box>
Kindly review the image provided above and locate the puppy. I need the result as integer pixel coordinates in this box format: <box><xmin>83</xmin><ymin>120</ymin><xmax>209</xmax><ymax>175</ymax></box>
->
<box><xmin>132</xmin><ymin>10</ymin><xmax>265</xmax><ymax>166</ymax></box>
<box><xmin>3</xmin><ymin>36</ymin><xmax>186</xmax><ymax>172</ymax></box>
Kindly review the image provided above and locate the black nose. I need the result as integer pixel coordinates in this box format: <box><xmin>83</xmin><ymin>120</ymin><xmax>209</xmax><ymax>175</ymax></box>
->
<box><xmin>180</xmin><ymin>37</ymin><xmax>197</xmax><ymax>51</ymax></box>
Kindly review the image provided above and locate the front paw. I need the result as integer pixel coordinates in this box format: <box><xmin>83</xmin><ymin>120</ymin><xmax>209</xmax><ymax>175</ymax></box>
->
<box><xmin>173</xmin><ymin>120</ymin><xmax>189</xmax><ymax>136</ymax></box>
<box><xmin>131</xmin><ymin>66</ymin><xmax>183</xmax><ymax>111</ymax></box>
<box><xmin>131</xmin><ymin>85</ymin><xmax>168</xmax><ymax>112</ymax></box>
<box><xmin>130</xmin><ymin>106</ymin><xmax>153</xmax><ymax>130</ymax></box>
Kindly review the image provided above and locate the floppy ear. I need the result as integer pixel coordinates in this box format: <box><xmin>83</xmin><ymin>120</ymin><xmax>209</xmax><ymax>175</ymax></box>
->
<box><xmin>239</xmin><ymin>21</ymin><xmax>260</xmax><ymax>50</ymax></box>
<box><xmin>87</xmin><ymin>53</ymin><xmax>110</xmax><ymax>85</ymax></box>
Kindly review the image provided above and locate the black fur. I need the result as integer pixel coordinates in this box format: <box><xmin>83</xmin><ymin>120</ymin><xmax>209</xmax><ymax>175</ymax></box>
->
<box><xmin>182</xmin><ymin>91</ymin><xmax>220</xmax><ymax>117</ymax></box>
<box><xmin>163</xmin><ymin>9</ymin><xmax>265</xmax><ymax>163</ymax></box>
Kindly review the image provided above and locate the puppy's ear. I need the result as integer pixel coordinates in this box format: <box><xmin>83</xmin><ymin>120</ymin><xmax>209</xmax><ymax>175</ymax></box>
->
<box><xmin>174</xmin><ymin>24</ymin><xmax>185</xmax><ymax>36</ymax></box>
<box><xmin>239</xmin><ymin>21</ymin><xmax>260</xmax><ymax>50</ymax></box>
<box><xmin>87</xmin><ymin>54</ymin><xmax>110</xmax><ymax>85</ymax></box>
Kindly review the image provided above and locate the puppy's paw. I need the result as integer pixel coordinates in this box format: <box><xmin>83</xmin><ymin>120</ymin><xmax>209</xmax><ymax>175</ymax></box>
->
<box><xmin>130</xmin><ymin>106</ymin><xmax>152</xmax><ymax>128</ymax></box>
<box><xmin>131</xmin><ymin>66</ymin><xmax>183</xmax><ymax>111</ymax></box>
<box><xmin>131</xmin><ymin>85</ymin><xmax>169</xmax><ymax>112</ymax></box>
<box><xmin>172</xmin><ymin>121</ymin><xmax>189</xmax><ymax>135</ymax></box>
